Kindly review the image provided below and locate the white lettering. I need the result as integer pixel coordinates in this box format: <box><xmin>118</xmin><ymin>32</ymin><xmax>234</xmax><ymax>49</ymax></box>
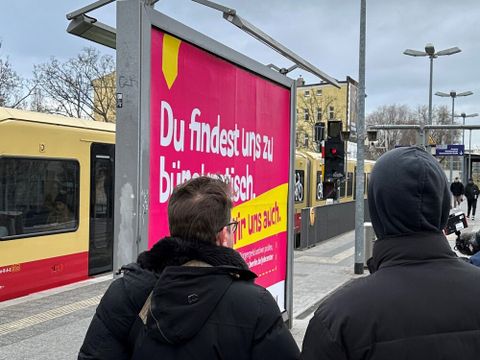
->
<box><xmin>160</xmin><ymin>101</ymin><xmax>173</xmax><ymax>147</ymax></box>
<box><xmin>160</xmin><ymin>100</ymin><xmax>184</xmax><ymax>151</ymax></box>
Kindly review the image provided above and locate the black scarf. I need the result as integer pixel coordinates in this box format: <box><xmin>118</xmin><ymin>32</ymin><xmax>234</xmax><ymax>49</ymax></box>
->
<box><xmin>136</xmin><ymin>237</ymin><xmax>249</xmax><ymax>274</ymax></box>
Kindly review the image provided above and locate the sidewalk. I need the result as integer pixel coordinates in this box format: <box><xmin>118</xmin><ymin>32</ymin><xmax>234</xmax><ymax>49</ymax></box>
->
<box><xmin>290</xmin><ymin>229</ymin><xmax>362</xmax><ymax>347</ymax></box>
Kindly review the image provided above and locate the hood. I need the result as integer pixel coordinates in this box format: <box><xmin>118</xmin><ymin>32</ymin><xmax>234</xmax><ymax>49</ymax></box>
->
<box><xmin>368</xmin><ymin>146</ymin><xmax>450</xmax><ymax>240</ymax></box>
<box><xmin>146</xmin><ymin>265</ymin><xmax>255</xmax><ymax>345</ymax></box>
<box><xmin>137</xmin><ymin>237</ymin><xmax>256</xmax><ymax>345</ymax></box>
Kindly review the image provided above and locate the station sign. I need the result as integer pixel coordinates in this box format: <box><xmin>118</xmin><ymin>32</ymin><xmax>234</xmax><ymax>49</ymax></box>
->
<box><xmin>435</xmin><ymin>144</ymin><xmax>464</xmax><ymax>156</ymax></box>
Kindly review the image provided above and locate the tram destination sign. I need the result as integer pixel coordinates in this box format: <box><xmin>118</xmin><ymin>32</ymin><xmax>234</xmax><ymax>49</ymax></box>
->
<box><xmin>435</xmin><ymin>144</ymin><xmax>464</xmax><ymax>156</ymax></box>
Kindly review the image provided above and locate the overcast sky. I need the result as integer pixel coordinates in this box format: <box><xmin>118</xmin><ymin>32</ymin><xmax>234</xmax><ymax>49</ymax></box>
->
<box><xmin>1</xmin><ymin>0</ymin><xmax>479</xmax><ymax>145</ymax></box>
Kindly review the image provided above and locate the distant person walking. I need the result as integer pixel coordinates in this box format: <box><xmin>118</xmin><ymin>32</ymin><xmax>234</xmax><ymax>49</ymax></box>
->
<box><xmin>450</xmin><ymin>177</ymin><xmax>464</xmax><ymax>208</ymax></box>
<box><xmin>465</xmin><ymin>178</ymin><xmax>479</xmax><ymax>220</ymax></box>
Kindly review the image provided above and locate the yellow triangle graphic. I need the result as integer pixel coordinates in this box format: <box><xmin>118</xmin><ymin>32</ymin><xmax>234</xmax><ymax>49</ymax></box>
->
<box><xmin>162</xmin><ymin>34</ymin><xmax>181</xmax><ymax>89</ymax></box>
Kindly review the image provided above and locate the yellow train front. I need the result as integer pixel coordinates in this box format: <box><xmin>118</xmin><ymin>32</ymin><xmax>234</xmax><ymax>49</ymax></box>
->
<box><xmin>0</xmin><ymin>107</ymin><xmax>115</xmax><ymax>301</ymax></box>
<box><xmin>294</xmin><ymin>149</ymin><xmax>375</xmax><ymax>244</ymax></box>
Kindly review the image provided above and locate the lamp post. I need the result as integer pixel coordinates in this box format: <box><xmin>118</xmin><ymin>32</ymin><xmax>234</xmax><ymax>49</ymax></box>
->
<box><xmin>435</xmin><ymin>90</ymin><xmax>473</xmax><ymax>182</ymax></box>
<box><xmin>403</xmin><ymin>44</ymin><xmax>461</xmax><ymax>126</ymax></box>
<box><xmin>454</xmin><ymin>112</ymin><xmax>479</xmax><ymax>180</ymax></box>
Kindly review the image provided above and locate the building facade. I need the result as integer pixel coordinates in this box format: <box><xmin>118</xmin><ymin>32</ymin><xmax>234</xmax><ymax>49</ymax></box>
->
<box><xmin>295</xmin><ymin>76</ymin><xmax>357</xmax><ymax>152</ymax></box>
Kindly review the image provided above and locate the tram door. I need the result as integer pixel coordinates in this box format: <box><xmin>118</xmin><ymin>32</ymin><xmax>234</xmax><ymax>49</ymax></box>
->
<box><xmin>89</xmin><ymin>143</ymin><xmax>115</xmax><ymax>275</ymax></box>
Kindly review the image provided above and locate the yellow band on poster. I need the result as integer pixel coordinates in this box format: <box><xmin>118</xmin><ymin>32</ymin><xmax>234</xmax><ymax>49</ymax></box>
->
<box><xmin>232</xmin><ymin>183</ymin><xmax>288</xmax><ymax>250</ymax></box>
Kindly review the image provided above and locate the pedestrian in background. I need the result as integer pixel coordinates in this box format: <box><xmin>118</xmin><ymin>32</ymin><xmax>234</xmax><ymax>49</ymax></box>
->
<box><xmin>450</xmin><ymin>176</ymin><xmax>464</xmax><ymax>208</ymax></box>
<box><xmin>301</xmin><ymin>146</ymin><xmax>480</xmax><ymax>360</ymax></box>
<box><xmin>465</xmin><ymin>177</ymin><xmax>479</xmax><ymax>220</ymax></box>
<box><xmin>78</xmin><ymin>176</ymin><xmax>299</xmax><ymax>360</ymax></box>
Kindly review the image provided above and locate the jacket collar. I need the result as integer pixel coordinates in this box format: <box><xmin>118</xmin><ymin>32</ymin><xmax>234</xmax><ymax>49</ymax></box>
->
<box><xmin>136</xmin><ymin>236</ymin><xmax>253</xmax><ymax>276</ymax></box>
<box><xmin>370</xmin><ymin>231</ymin><xmax>457</xmax><ymax>272</ymax></box>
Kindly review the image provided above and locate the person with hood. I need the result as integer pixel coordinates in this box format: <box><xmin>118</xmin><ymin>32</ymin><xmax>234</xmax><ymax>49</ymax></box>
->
<box><xmin>78</xmin><ymin>176</ymin><xmax>299</xmax><ymax>360</ymax></box>
<box><xmin>450</xmin><ymin>176</ymin><xmax>464</xmax><ymax>208</ymax></box>
<box><xmin>301</xmin><ymin>146</ymin><xmax>480</xmax><ymax>360</ymax></box>
<box><xmin>464</xmin><ymin>178</ymin><xmax>479</xmax><ymax>220</ymax></box>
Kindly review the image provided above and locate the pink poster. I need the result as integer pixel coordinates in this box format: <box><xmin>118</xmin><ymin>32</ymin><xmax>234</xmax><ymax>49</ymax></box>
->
<box><xmin>149</xmin><ymin>28</ymin><xmax>291</xmax><ymax>308</ymax></box>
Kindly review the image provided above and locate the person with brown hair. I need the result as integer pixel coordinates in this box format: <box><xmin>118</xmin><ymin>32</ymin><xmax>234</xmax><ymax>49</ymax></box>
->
<box><xmin>79</xmin><ymin>176</ymin><xmax>299</xmax><ymax>360</ymax></box>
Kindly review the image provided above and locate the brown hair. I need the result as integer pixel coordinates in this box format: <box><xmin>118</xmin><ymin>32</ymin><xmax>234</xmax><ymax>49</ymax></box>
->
<box><xmin>167</xmin><ymin>176</ymin><xmax>232</xmax><ymax>243</ymax></box>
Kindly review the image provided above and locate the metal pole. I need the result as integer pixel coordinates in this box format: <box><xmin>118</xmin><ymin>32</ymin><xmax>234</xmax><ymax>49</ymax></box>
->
<box><xmin>462</xmin><ymin>114</ymin><xmax>465</xmax><ymax>182</ymax></box>
<box><xmin>195</xmin><ymin>0</ymin><xmax>340</xmax><ymax>87</ymax></box>
<box><xmin>428</xmin><ymin>56</ymin><xmax>433</xmax><ymax>125</ymax></box>
<box><xmin>420</xmin><ymin>125</ymin><xmax>426</xmax><ymax>148</ymax></box>
<box><xmin>354</xmin><ymin>0</ymin><xmax>366</xmax><ymax>275</ymax></box>
<box><xmin>449</xmin><ymin>96</ymin><xmax>454</xmax><ymax>182</ymax></box>
<box><xmin>462</xmin><ymin>116</ymin><xmax>468</xmax><ymax>184</ymax></box>
<box><xmin>469</xmin><ymin>129</ymin><xmax>472</xmax><ymax>179</ymax></box>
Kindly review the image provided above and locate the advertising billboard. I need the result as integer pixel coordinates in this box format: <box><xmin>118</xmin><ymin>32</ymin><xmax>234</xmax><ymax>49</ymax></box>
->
<box><xmin>147</xmin><ymin>27</ymin><xmax>292</xmax><ymax>310</ymax></box>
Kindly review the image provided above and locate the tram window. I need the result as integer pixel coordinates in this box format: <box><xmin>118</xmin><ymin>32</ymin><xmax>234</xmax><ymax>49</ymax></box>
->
<box><xmin>0</xmin><ymin>157</ymin><xmax>79</xmax><ymax>239</ymax></box>
<box><xmin>346</xmin><ymin>172</ymin><xmax>353</xmax><ymax>197</ymax></box>
<box><xmin>315</xmin><ymin>171</ymin><xmax>323</xmax><ymax>200</ymax></box>
<box><xmin>340</xmin><ymin>176</ymin><xmax>346</xmax><ymax>198</ymax></box>
<box><xmin>353</xmin><ymin>168</ymin><xmax>357</xmax><ymax>200</ymax></box>
<box><xmin>294</xmin><ymin>170</ymin><xmax>305</xmax><ymax>203</ymax></box>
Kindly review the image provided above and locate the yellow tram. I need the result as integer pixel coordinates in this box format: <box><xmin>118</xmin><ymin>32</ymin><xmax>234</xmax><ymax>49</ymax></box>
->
<box><xmin>0</xmin><ymin>107</ymin><xmax>115</xmax><ymax>301</ymax></box>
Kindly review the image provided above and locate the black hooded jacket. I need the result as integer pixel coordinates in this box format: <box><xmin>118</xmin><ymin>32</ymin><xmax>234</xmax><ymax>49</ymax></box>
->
<box><xmin>464</xmin><ymin>181</ymin><xmax>479</xmax><ymax>201</ymax></box>
<box><xmin>78</xmin><ymin>237</ymin><xmax>299</xmax><ymax>360</ymax></box>
<box><xmin>302</xmin><ymin>146</ymin><xmax>480</xmax><ymax>360</ymax></box>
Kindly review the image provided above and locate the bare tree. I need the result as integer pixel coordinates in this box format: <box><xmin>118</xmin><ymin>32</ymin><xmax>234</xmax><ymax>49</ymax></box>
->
<box><xmin>33</xmin><ymin>47</ymin><xmax>116</xmax><ymax>122</ymax></box>
<box><xmin>0</xmin><ymin>41</ymin><xmax>30</xmax><ymax>108</ymax></box>
<box><xmin>365</xmin><ymin>104</ymin><xmax>414</xmax><ymax>159</ymax></box>
<box><xmin>422</xmin><ymin>105</ymin><xmax>460</xmax><ymax>147</ymax></box>
<box><xmin>365</xmin><ymin>104</ymin><xmax>461</xmax><ymax>160</ymax></box>
<box><xmin>296</xmin><ymin>91</ymin><xmax>339</xmax><ymax>152</ymax></box>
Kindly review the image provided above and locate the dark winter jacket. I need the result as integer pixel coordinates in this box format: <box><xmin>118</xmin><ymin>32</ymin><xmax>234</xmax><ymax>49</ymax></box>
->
<box><xmin>464</xmin><ymin>182</ymin><xmax>479</xmax><ymax>200</ymax></box>
<box><xmin>450</xmin><ymin>181</ymin><xmax>464</xmax><ymax>196</ymax></box>
<box><xmin>302</xmin><ymin>147</ymin><xmax>480</xmax><ymax>360</ymax></box>
<box><xmin>78</xmin><ymin>237</ymin><xmax>299</xmax><ymax>360</ymax></box>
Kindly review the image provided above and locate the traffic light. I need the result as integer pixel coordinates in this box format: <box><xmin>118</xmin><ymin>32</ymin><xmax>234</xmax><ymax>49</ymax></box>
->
<box><xmin>324</xmin><ymin>120</ymin><xmax>345</xmax><ymax>180</ymax></box>
<box><xmin>324</xmin><ymin>138</ymin><xmax>345</xmax><ymax>179</ymax></box>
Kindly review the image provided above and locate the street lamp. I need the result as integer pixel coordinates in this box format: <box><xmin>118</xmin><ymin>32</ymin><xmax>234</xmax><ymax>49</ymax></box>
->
<box><xmin>66</xmin><ymin>0</ymin><xmax>117</xmax><ymax>49</ymax></box>
<box><xmin>435</xmin><ymin>90</ymin><xmax>473</xmax><ymax>182</ymax></box>
<box><xmin>454</xmin><ymin>112</ymin><xmax>479</xmax><ymax>180</ymax></box>
<box><xmin>403</xmin><ymin>43</ymin><xmax>461</xmax><ymax>125</ymax></box>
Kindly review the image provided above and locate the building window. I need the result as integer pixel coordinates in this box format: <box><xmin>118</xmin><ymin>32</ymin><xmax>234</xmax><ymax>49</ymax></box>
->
<box><xmin>304</xmin><ymin>108</ymin><xmax>310</xmax><ymax>121</ymax></box>
<box><xmin>329</xmin><ymin>106</ymin><xmax>335</xmax><ymax>119</ymax></box>
<box><xmin>316</xmin><ymin>107</ymin><xmax>322</xmax><ymax>121</ymax></box>
<box><xmin>304</xmin><ymin>90</ymin><xmax>310</xmax><ymax>97</ymax></box>
<box><xmin>304</xmin><ymin>133</ymin><xmax>309</xmax><ymax>147</ymax></box>
<box><xmin>316</xmin><ymin>89</ymin><xmax>322</xmax><ymax>96</ymax></box>
<box><xmin>0</xmin><ymin>157</ymin><xmax>80</xmax><ymax>239</ymax></box>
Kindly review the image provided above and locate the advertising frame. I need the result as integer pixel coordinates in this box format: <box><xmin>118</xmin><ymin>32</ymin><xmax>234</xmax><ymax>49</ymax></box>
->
<box><xmin>115</xmin><ymin>0</ymin><xmax>296</xmax><ymax>324</ymax></box>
